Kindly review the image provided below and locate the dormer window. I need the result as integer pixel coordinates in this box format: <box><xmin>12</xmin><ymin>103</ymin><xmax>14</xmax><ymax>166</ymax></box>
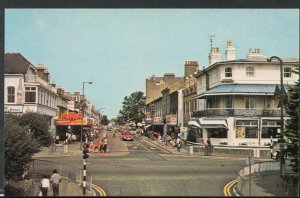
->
<box><xmin>284</xmin><ymin>67</ymin><xmax>292</xmax><ymax>78</ymax></box>
<box><xmin>246</xmin><ymin>66</ymin><xmax>254</xmax><ymax>77</ymax></box>
<box><xmin>225</xmin><ymin>67</ymin><xmax>232</xmax><ymax>78</ymax></box>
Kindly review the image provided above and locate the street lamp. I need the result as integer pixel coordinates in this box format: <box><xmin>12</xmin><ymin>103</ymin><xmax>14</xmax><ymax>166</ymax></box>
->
<box><xmin>267</xmin><ymin>56</ymin><xmax>285</xmax><ymax>177</ymax></box>
<box><xmin>99</xmin><ymin>108</ymin><xmax>105</xmax><ymax>126</ymax></box>
<box><xmin>80</xmin><ymin>81</ymin><xmax>93</xmax><ymax>150</ymax></box>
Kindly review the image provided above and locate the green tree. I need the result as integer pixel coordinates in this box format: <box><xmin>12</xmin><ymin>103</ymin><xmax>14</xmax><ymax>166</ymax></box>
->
<box><xmin>284</xmin><ymin>64</ymin><xmax>299</xmax><ymax>172</ymax></box>
<box><xmin>118</xmin><ymin>91</ymin><xmax>146</xmax><ymax>127</ymax></box>
<box><xmin>5</xmin><ymin>114</ymin><xmax>40</xmax><ymax>180</ymax></box>
<box><xmin>17</xmin><ymin>112</ymin><xmax>52</xmax><ymax>147</ymax></box>
<box><xmin>101</xmin><ymin>115</ymin><xmax>110</xmax><ymax>125</ymax></box>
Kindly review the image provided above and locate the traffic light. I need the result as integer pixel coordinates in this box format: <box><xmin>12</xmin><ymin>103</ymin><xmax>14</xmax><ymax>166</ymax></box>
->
<box><xmin>82</xmin><ymin>144</ymin><xmax>89</xmax><ymax>159</ymax></box>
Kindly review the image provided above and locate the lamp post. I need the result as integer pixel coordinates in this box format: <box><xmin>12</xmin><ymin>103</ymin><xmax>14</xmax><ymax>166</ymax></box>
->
<box><xmin>99</xmin><ymin>108</ymin><xmax>105</xmax><ymax>126</ymax></box>
<box><xmin>80</xmin><ymin>81</ymin><xmax>93</xmax><ymax>150</ymax></box>
<box><xmin>267</xmin><ymin>56</ymin><xmax>285</xmax><ymax>177</ymax></box>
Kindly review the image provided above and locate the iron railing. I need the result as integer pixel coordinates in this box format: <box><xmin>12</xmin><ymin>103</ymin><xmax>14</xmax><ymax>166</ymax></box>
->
<box><xmin>192</xmin><ymin>108</ymin><xmax>287</xmax><ymax>117</ymax></box>
<box><xmin>25</xmin><ymin>159</ymin><xmax>92</xmax><ymax>193</ymax></box>
<box><xmin>236</xmin><ymin>160</ymin><xmax>298</xmax><ymax>196</ymax></box>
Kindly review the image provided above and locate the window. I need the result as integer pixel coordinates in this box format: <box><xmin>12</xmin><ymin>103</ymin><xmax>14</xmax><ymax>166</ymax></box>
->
<box><xmin>187</xmin><ymin>127</ymin><xmax>202</xmax><ymax>143</ymax></box>
<box><xmin>246</xmin><ymin>67</ymin><xmax>254</xmax><ymax>77</ymax></box>
<box><xmin>284</xmin><ymin>67</ymin><xmax>292</xmax><ymax>78</ymax></box>
<box><xmin>261</xmin><ymin>120</ymin><xmax>281</xmax><ymax>138</ymax></box>
<box><xmin>7</xmin><ymin>86</ymin><xmax>15</xmax><ymax>103</ymax></box>
<box><xmin>245</xmin><ymin>96</ymin><xmax>255</xmax><ymax>109</ymax></box>
<box><xmin>224</xmin><ymin>96</ymin><xmax>232</xmax><ymax>108</ymax></box>
<box><xmin>207</xmin><ymin>128</ymin><xmax>227</xmax><ymax>138</ymax></box>
<box><xmin>25</xmin><ymin>87</ymin><xmax>36</xmax><ymax>103</ymax></box>
<box><xmin>225</xmin><ymin>67</ymin><xmax>232</xmax><ymax>78</ymax></box>
<box><xmin>236</xmin><ymin>120</ymin><xmax>258</xmax><ymax>138</ymax></box>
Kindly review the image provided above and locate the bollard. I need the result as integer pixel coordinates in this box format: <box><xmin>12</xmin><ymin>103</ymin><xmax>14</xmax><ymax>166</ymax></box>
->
<box><xmin>189</xmin><ymin>146</ymin><xmax>193</xmax><ymax>155</ymax></box>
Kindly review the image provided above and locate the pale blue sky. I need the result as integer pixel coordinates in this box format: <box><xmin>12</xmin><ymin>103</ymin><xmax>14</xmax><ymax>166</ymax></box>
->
<box><xmin>5</xmin><ymin>9</ymin><xmax>299</xmax><ymax>118</ymax></box>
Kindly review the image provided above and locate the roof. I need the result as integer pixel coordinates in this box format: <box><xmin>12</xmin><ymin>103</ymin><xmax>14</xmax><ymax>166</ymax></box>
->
<box><xmin>192</xmin><ymin>84</ymin><xmax>278</xmax><ymax>99</ymax></box>
<box><xmin>5</xmin><ymin>53</ymin><xmax>34</xmax><ymax>74</ymax></box>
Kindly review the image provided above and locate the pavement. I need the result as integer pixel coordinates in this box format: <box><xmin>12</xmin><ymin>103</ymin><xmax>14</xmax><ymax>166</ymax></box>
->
<box><xmin>32</xmin><ymin>132</ymin><xmax>289</xmax><ymax>197</ymax></box>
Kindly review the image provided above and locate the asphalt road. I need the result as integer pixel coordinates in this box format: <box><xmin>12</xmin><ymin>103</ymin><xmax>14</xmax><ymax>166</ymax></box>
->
<box><xmin>38</xmin><ymin>134</ymin><xmax>245</xmax><ymax>196</ymax></box>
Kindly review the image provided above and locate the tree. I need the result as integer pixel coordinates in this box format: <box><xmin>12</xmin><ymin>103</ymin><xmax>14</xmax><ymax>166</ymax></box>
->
<box><xmin>17</xmin><ymin>112</ymin><xmax>52</xmax><ymax>147</ymax></box>
<box><xmin>118</xmin><ymin>91</ymin><xmax>146</xmax><ymax>127</ymax></box>
<box><xmin>284</xmin><ymin>64</ymin><xmax>299</xmax><ymax>172</ymax></box>
<box><xmin>4</xmin><ymin>114</ymin><xmax>40</xmax><ymax>181</ymax></box>
<box><xmin>101</xmin><ymin>115</ymin><xmax>110</xmax><ymax>125</ymax></box>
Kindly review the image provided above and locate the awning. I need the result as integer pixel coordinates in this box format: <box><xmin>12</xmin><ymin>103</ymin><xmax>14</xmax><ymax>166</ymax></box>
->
<box><xmin>199</xmin><ymin>119</ymin><xmax>228</xmax><ymax>129</ymax></box>
<box><xmin>192</xmin><ymin>84</ymin><xmax>277</xmax><ymax>99</ymax></box>
<box><xmin>188</xmin><ymin>120</ymin><xmax>201</xmax><ymax>128</ymax></box>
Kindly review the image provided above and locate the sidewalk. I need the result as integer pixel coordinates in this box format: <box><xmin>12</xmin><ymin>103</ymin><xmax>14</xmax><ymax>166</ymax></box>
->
<box><xmin>33</xmin><ymin>177</ymin><xmax>94</xmax><ymax>196</ymax></box>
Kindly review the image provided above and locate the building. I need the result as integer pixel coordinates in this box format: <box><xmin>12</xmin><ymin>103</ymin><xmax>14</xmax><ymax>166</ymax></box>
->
<box><xmin>4</xmin><ymin>53</ymin><xmax>58</xmax><ymax>123</ymax></box>
<box><xmin>189</xmin><ymin>41</ymin><xmax>299</xmax><ymax>147</ymax></box>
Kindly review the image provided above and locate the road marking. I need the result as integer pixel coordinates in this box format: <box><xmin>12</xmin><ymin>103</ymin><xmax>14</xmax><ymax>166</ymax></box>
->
<box><xmin>223</xmin><ymin>179</ymin><xmax>238</xmax><ymax>196</ymax></box>
<box><xmin>133</xmin><ymin>139</ymin><xmax>151</xmax><ymax>151</ymax></box>
<box><xmin>91</xmin><ymin>183</ymin><xmax>107</xmax><ymax>196</ymax></box>
<box><xmin>143</xmin><ymin>139</ymin><xmax>172</xmax><ymax>153</ymax></box>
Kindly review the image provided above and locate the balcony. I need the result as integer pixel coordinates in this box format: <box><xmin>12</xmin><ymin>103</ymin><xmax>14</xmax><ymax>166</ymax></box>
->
<box><xmin>192</xmin><ymin>108</ymin><xmax>287</xmax><ymax>117</ymax></box>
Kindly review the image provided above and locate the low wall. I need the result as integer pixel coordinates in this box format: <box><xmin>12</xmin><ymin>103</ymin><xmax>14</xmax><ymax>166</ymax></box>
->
<box><xmin>185</xmin><ymin>142</ymin><xmax>270</xmax><ymax>158</ymax></box>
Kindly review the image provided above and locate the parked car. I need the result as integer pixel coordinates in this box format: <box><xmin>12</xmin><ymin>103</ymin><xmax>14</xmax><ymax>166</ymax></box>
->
<box><xmin>122</xmin><ymin>134</ymin><xmax>134</xmax><ymax>141</ymax></box>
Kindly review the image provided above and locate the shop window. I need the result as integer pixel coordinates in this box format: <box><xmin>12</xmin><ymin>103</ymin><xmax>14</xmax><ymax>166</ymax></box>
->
<box><xmin>236</xmin><ymin>120</ymin><xmax>258</xmax><ymax>138</ymax></box>
<box><xmin>261</xmin><ymin>120</ymin><xmax>281</xmax><ymax>138</ymax></box>
<box><xmin>7</xmin><ymin>86</ymin><xmax>15</xmax><ymax>103</ymax></box>
<box><xmin>207</xmin><ymin>128</ymin><xmax>227</xmax><ymax>138</ymax></box>
<box><xmin>25</xmin><ymin>87</ymin><xmax>36</xmax><ymax>103</ymax></box>
<box><xmin>187</xmin><ymin>127</ymin><xmax>202</xmax><ymax>142</ymax></box>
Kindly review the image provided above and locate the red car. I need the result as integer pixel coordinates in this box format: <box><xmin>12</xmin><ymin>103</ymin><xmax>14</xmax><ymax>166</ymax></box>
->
<box><xmin>121</xmin><ymin>133</ymin><xmax>133</xmax><ymax>141</ymax></box>
<box><xmin>120</xmin><ymin>130</ymin><xmax>131</xmax><ymax>135</ymax></box>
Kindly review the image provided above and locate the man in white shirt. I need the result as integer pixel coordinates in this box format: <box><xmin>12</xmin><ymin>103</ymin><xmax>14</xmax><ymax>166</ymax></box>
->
<box><xmin>40</xmin><ymin>175</ymin><xmax>50</xmax><ymax>196</ymax></box>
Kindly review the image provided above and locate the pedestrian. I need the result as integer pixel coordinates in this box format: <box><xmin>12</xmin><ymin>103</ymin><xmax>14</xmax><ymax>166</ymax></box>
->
<box><xmin>50</xmin><ymin>169</ymin><xmax>61</xmax><ymax>196</ymax></box>
<box><xmin>94</xmin><ymin>138</ymin><xmax>99</xmax><ymax>153</ymax></box>
<box><xmin>103</xmin><ymin>138</ymin><xmax>108</xmax><ymax>153</ymax></box>
<box><xmin>177</xmin><ymin>136</ymin><xmax>182</xmax><ymax>152</ymax></box>
<box><xmin>207</xmin><ymin>137</ymin><xmax>213</xmax><ymax>155</ymax></box>
<box><xmin>40</xmin><ymin>174</ymin><xmax>50</xmax><ymax>196</ymax></box>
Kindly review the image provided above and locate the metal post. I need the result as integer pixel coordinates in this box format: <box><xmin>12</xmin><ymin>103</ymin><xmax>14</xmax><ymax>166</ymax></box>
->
<box><xmin>83</xmin><ymin>159</ymin><xmax>86</xmax><ymax>195</ymax></box>
<box><xmin>80</xmin><ymin>83</ymin><xmax>85</xmax><ymax>150</ymax></box>
<box><xmin>249</xmin><ymin>160</ymin><xmax>252</xmax><ymax>196</ymax></box>
<box><xmin>267</xmin><ymin>56</ymin><xmax>285</xmax><ymax>177</ymax></box>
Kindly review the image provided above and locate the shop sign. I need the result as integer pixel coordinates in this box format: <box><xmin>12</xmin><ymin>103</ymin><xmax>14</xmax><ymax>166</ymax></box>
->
<box><xmin>67</xmin><ymin>101</ymin><xmax>75</xmax><ymax>110</ymax></box>
<box><xmin>4</xmin><ymin>106</ymin><xmax>22</xmax><ymax>113</ymax></box>
<box><xmin>166</xmin><ymin>114</ymin><xmax>177</xmax><ymax>124</ymax></box>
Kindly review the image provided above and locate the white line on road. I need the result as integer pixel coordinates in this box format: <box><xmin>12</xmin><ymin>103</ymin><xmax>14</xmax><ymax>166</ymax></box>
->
<box><xmin>133</xmin><ymin>139</ymin><xmax>151</xmax><ymax>151</ymax></box>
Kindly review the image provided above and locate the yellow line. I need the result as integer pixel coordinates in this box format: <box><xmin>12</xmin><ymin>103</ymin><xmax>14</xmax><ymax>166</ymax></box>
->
<box><xmin>223</xmin><ymin>179</ymin><xmax>237</xmax><ymax>196</ymax></box>
<box><xmin>91</xmin><ymin>183</ymin><xmax>107</xmax><ymax>196</ymax></box>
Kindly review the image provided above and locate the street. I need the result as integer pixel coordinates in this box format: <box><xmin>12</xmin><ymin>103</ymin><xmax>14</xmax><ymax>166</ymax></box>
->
<box><xmin>37</xmin><ymin>132</ymin><xmax>246</xmax><ymax>196</ymax></box>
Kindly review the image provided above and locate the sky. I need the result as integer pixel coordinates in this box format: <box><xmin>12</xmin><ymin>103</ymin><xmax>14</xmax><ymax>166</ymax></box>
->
<box><xmin>5</xmin><ymin>9</ymin><xmax>299</xmax><ymax>118</ymax></box>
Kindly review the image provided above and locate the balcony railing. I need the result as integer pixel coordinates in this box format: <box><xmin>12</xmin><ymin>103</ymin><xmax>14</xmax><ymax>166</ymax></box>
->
<box><xmin>192</xmin><ymin>108</ymin><xmax>287</xmax><ymax>117</ymax></box>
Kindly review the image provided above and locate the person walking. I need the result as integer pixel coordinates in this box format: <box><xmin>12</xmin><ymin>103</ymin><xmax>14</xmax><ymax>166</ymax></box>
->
<box><xmin>50</xmin><ymin>169</ymin><xmax>61</xmax><ymax>196</ymax></box>
<box><xmin>40</xmin><ymin>175</ymin><xmax>50</xmax><ymax>196</ymax></box>
<box><xmin>176</xmin><ymin>136</ymin><xmax>182</xmax><ymax>152</ymax></box>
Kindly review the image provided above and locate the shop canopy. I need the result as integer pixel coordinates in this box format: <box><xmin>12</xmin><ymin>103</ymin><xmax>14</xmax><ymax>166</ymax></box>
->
<box><xmin>199</xmin><ymin>119</ymin><xmax>228</xmax><ymax>129</ymax></box>
<box><xmin>192</xmin><ymin>84</ymin><xmax>278</xmax><ymax>99</ymax></box>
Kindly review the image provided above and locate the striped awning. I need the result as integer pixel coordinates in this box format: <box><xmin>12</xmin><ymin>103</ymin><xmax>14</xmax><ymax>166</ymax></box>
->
<box><xmin>192</xmin><ymin>84</ymin><xmax>278</xmax><ymax>99</ymax></box>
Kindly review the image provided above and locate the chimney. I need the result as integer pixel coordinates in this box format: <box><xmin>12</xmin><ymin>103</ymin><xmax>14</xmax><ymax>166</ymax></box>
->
<box><xmin>50</xmin><ymin>81</ymin><xmax>56</xmax><ymax>87</ymax></box>
<box><xmin>247</xmin><ymin>48</ymin><xmax>266</xmax><ymax>60</ymax></box>
<box><xmin>208</xmin><ymin>47</ymin><xmax>222</xmax><ymax>65</ymax></box>
<box><xmin>184</xmin><ymin>61</ymin><xmax>199</xmax><ymax>77</ymax></box>
<box><xmin>225</xmin><ymin>40</ymin><xmax>236</xmax><ymax>61</ymax></box>
<box><xmin>43</xmin><ymin>69</ymin><xmax>50</xmax><ymax>82</ymax></box>
<box><xmin>36</xmin><ymin>64</ymin><xmax>45</xmax><ymax>79</ymax></box>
